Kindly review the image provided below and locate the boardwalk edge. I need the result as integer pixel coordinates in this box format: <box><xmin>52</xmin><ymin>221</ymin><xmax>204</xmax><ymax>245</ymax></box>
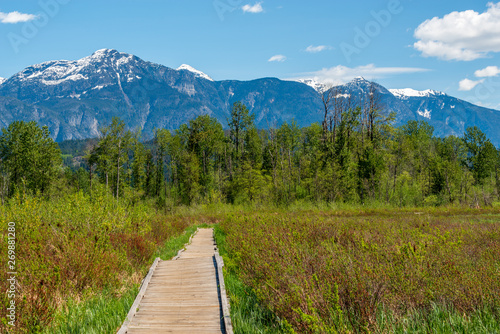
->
<box><xmin>215</xmin><ymin>247</ymin><xmax>234</xmax><ymax>334</ymax></box>
<box><xmin>117</xmin><ymin>256</ymin><xmax>160</xmax><ymax>334</ymax></box>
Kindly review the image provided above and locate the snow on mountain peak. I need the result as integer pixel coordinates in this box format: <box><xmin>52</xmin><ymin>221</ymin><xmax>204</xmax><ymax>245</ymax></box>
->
<box><xmin>177</xmin><ymin>64</ymin><xmax>214</xmax><ymax>81</ymax></box>
<box><xmin>91</xmin><ymin>48</ymin><xmax>120</xmax><ymax>58</ymax></box>
<box><xmin>390</xmin><ymin>88</ymin><xmax>445</xmax><ymax>98</ymax></box>
<box><xmin>294</xmin><ymin>79</ymin><xmax>329</xmax><ymax>93</ymax></box>
<box><xmin>14</xmin><ymin>49</ymin><xmax>142</xmax><ymax>86</ymax></box>
<box><xmin>0</xmin><ymin>77</ymin><xmax>5</xmax><ymax>85</ymax></box>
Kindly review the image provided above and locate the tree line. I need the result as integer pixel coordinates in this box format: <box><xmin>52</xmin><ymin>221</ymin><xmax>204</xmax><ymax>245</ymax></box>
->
<box><xmin>1</xmin><ymin>86</ymin><xmax>499</xmax><ymax>207</ymax></box>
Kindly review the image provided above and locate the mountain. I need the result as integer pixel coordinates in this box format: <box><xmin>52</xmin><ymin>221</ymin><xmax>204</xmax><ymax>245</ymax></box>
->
<box><xmin>325</xmin><ymin>77</ymin><xmax>500</xmax><ymax>145</ymax></box>
<box><xmin>0</xmin><ymin>49</ymin><xmax>321</xmax><ymax>141</ymax></box>
<box><xmin>0</xmin><ymin>77</ymin><xmax>5</xmax><ymax>85</ymax></box>
<box><xmin>0</xmin><ymin>49</ymin><xmax>499</xmax><ymax>145</ymax></box>
<box><xmin>389</xmin><ymin>88</ymin><xmax>500</xmax><ymax>141</ymax></box>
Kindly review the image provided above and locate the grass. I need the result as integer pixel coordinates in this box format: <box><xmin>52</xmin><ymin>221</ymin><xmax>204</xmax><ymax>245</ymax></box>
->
<box><xmin>43</xmin><ymin>287</ymin><xmax>138</xmax><ymax>334</ymax></box>
<box><xmin>218</xmin><ymin>207</ymin><xmax>500</xmax><ymax>333</ymax></box>
<box><xmin>3</xmin><ymin>192</ymin><xmax>499</xmax><ymax>333</ymax></box>
<box><xmin>0</xmin><ymin>187</ymin><xmax>219</xmax><ymax>333</ymax></box>
<box><xmin>377</xmin><ymin>304</ymin><xmax>500</xmax><ymax>333</ymax></box>
<box><xmin>214</xmin><ymin>225</ymin><xmax>292</xmax><ymax>334</ymax></box>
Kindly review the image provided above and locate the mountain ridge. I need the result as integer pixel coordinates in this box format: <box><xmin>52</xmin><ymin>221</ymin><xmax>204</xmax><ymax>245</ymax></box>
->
<box><xmin>0</xmin><ymin>49</ymin><xmax>499</xmax><ymax>145</ymax></box>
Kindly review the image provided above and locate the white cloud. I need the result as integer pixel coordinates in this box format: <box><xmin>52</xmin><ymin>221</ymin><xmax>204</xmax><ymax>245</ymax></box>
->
<box><xmin>459</xmin><ymin>78</ymin><xmax>485</xmax><ymax>91</ymax></box>
<box><xmin>291</xmin><ymin>64</ymin><xmax>428</xmax><ymax>86</ymax></box>
<box><xmin>242</xmin><ymin>2</ymin><xmax>264</xmax><ymax>13</ymax></box>
<box><xmin>268</xmin><ymin>54</ymin><xmax>286</xmax><ymax>62</ymax></box>
<box><xmin>0</xmin><ymin>11</ymin><xmax>37</xmax><ymax>24</ymax></box>
<box><xmin>475</xmin><ymin>65</ymin><xmax>500</xmax><ymax>77</ymax></box>
<box><xmin>413</xmin><ymin>2</ymin><xmax>500</xmax><ymax>61</ymax></box>
<box><xmin>305</xmin><ymin>45</ymin><xmax>331</xmax><ymax>53</ymax></box>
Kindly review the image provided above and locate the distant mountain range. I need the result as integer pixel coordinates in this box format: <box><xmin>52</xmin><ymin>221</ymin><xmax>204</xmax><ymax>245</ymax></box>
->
<box><xmin>1</xmin><ymin>49</ymin><xmax>499</xmax><ymax>145</ymax></box>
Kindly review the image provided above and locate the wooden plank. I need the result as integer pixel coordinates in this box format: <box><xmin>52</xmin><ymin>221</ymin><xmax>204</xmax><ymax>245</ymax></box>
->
<box><xmin>214</xmin><ymin>249</ymin><xmax>233</xmax><ymax>334</ymax></box>
<box><xmin>117</xmin><ymin>257</ymin><xmax>161</xmax><ymax>334</ymax></box>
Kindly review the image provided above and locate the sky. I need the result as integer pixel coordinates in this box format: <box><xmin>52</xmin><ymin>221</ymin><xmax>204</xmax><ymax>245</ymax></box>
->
<box><xmin>0</xmin><ymin>0</ymin><xmax>500</xmax><ymax>109</ymax></box>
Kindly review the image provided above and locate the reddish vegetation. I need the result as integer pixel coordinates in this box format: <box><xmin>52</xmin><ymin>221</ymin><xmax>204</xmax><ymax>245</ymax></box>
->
<box><xmin>0</xmin><ymin>193</ymin><xmax>196</xmax><ymax>333</ymax></box>
<box><xmin>220</xmin><ymin>208</ymin><xmax>500</xmax><ymax>332</ymax></box>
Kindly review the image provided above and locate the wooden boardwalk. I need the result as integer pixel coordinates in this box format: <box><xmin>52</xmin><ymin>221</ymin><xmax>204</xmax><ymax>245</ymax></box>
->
<box><xmin>118</xmin><ymin>228</ymin><xmax>232</xmax><ymax>334</ymax></box>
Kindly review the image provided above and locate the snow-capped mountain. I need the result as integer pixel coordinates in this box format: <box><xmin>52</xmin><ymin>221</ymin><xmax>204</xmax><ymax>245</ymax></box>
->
<box><xmin>0</xmin><ymin>49</ymin><xmax>499</xmax><ymax>145</ymax></box>
<box><xmin>177</xmin><ymin>64</ymin><xmax>213</xmax><ymax>82</ymax></box>
<box><xmin>389</xmin><ymin>86</ymin><xmax>500</xmax><ymax>139</ymax></box>
<box><xmin>293</xmin><ymin>79</ymin><xmax>329</xmax><ymax>93</ymax></box>
<box><xmin>0</xmin><ymin>77</ymin><xmax>5</xmax><ymax>85</ymax></box>
<box><xmin>328</xmin><ymin>77</ymin><xmax>417</xmax><ymax>126</ymax></box>
<box><xmin>0</xmin><ymin>49</ymin><xmax>321</xmax><ymax>141</ymax></box>
<box><xmin>389</xmin><ymin>88</ymin><xmax>445</xmax><ymax>99</ymax></box>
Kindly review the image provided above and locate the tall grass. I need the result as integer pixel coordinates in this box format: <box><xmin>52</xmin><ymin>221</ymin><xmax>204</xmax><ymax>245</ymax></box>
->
<box><xmin>0</xmin><ymin>185</ymin><xmax>205</xmax><ymax>333</ymax></box>
<box><xmin>214</xmin><ymin>225</ymin><xmax>292</xmax><ymax>334</ymax></box>
<box><xmin>43</xmin><ymin>222</ymin><xmax>210</xmax><ymax>334</ymax></box>
<box><xmin>43</xmin><ymin>287</ymin><xmax>138</xmax><ymax>334</ymax></box>
<box><xmin>218</xmin><ymin>207</ymin><xmax>500</xmax><ymax>333</ymax></box>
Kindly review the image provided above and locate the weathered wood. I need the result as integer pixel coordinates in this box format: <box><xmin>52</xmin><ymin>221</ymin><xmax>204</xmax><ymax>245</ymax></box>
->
<box><xmin>214</xmin><ymin>249</ymin><xmax>233</xmax><ymax>334</ymax></box>
<box><xmin>117</xmin><ymin>257</ymin><xmax>161</xmax><ymax>334</ymax></box>
<box><xmin>119</xmin><ymin>228</ymin><xmax>232</xmax><ymax>334</ymax></box>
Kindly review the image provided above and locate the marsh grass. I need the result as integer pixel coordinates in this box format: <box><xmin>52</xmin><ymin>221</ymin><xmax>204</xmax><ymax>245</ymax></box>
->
<box><xmin>218</xmin><ymin>207</ymin><xmax>500</xmax><ymax>333</ymax></box>
<box><xmin>43</xmin><ymin>286</ymin><xmax>138</xmax><ymax>334</ymax></box>
<box><xmin>214</xmin><ymin>225</ymin><xmax>292</xmax><ymax>334</ymax></box>
<box><xmin>0</xmin><ymin>187</ymin><xmax>217</xmax><ymax>333</ymax></box>
<box><xmin>41</xmin><ymin>222</ymin><xmax>211</xmax><ymax>334</ymax></box>
<box><xmin>2</xmin><ymin>191</ymin><xmax>499</xmax><ymax>333</ymax></box>
<box><xmin>376</xmin><ymin>304</ymin><xmax>500</xmax><ymax>334</ymax></box>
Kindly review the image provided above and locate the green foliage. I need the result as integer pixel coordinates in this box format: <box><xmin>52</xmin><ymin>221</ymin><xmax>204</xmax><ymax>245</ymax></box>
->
<box><xmin>214</xmin><ymin>225</ymin><xmax>292</xmax><ymax>334</ymax></box>
<box><xmin>0</xmin><ymin>188</ymin><xmax>198</xmax><ymax>333</ymax></box>
<box><xmin>43</xmin><ymin>287</ymin><xmax>138</xmax><ymax>334</ymax></box>
<box><xmin>0</xmin><ymin>121</ymin><xmax>62</xmax><ymax>197</ymax></box>
<box><xmin>228</xmin><ymin>101</ymin><xmax>255</xmax><ymax>165</ymax></box>
<box><xmin>1</xmin><ymin>102</ymin><xmax>500</xmax><ymax>334</ymax></box>
<box><xmin>27</xmin><ymin>99</ymin><xmax>500</xmax><ymax>209</ymax></box>
<box><xmin>464</xmin><ymin>126</ymin><xmax>498</xmax><ymax>184</ymax></box>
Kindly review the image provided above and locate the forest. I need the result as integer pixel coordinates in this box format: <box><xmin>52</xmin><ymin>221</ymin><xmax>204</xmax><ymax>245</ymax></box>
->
<box><xmin>1</xmin><ymin>87</ymin><xmax>500</xmax><ymax>333</ymax></box>
<box><xmin>5</xmin><ymin>87</ymin><xmax>498</xmax><ymax>208</ymax></box>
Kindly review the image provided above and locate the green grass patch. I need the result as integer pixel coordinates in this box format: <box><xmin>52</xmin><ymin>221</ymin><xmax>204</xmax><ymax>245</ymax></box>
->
<box><xmin>43</xmin><ymin>286</ymin><xmax>138</xmax><ymax>334</ymax></box>
<box><xmin>377</xmin><ymin>304</ymin><xmax>500</xmax><ymax>333</ymax></box>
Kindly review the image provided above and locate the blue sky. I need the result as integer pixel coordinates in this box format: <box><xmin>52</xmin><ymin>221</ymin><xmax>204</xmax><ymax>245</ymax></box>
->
<box><xmin>1</xmin><ymin>0</ymin><xmax>500</xmax><ymax>109</ymax></box>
